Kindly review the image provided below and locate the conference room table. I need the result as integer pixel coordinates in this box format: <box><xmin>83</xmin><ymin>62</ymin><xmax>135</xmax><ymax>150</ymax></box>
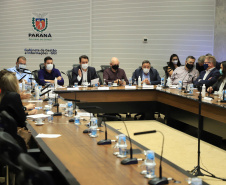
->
<box><xmin>55</xmin><ymin>85</ymin><xmax>226</xmax><ymax>138</ymax></box>
<box><xmin>25</xmin><ymin>98</ymin><xmax>208</xmax><ymax>185</ymax></box>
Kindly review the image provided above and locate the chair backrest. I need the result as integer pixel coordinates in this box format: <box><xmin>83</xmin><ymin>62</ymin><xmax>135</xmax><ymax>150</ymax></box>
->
<box><xmin>0</xmin><ymin>132</ymin><xmax>23</xmax><ymax>173</ymax></box>
<box><xmin>100</xmin><ymin>65</ymin><xmax>110</xmax><ymax>71</ymax></box>
<box><xmin>96</xmin><ymin>70</ymin><xmax>104</xmax><ymax>85</ymax></box>
<box><xmin>32</xmin><ymin>70</ymin><xmax>39</xmax><ymax>84</ymax></box>
<box><xmin>163</xmin><ymin>66</ymin><xmax>169</xmax><ymax>79</ymax></box>
<box><xmin>39</xmin><ymin>63</ymin><xmax>55</xmax><ymax>70</ymax></box>
<box><xmin>66</xmin><ymin>69</ymin><xmax>73</xmax><ymax>86</ymax></box>
<box><xmin>73</xmin><ymin>64</ymin><xmax>80</xmax><ymax>68</ymax></box>
<box><xmin>18</xmin><ymin>153</ymin><xmax>55</xmax><ymax>185</ymax></box>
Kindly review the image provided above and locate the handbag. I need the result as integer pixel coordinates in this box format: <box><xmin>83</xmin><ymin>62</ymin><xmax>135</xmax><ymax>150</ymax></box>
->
<box><xmin>17</xmin><ymin>127</ymin><xmax>32</xmax><ymax>149</ymax></box>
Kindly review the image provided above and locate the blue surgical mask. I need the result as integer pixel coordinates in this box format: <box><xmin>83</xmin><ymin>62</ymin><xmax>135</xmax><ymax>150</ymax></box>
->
<box><xmin>203</xmin><ymin>64</ymin><xmax>209</xmax><ymax>70</ymax></box>
<box><xmin>219</xmin><ymin>69</ymin><xmax>223</xmax><ymax>75</ymax></box>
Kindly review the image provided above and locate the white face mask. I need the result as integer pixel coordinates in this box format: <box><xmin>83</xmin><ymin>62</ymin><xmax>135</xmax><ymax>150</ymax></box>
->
<box><xmin>82</xmin><ymin>63</ymin><xmax>88</xmax><ymax>70</ymax></box>
<box><xmin>46</xmin><ymin>64</ymin><xmax>53</xmax><ymax>71</ymax></box>
<box><xmin>172</xmin><ymin>60</ymin><xmax>178</xmax><ymax>65</ymax></box>
<box><xmin>143</xmin><ymin>68</ymin><xmax>150</xmax><ymax>74</ymax></box>
<box><xmin>18</xmin><ymin>64</ymin><xmax>26</xmax><ymax>69</ymax></box>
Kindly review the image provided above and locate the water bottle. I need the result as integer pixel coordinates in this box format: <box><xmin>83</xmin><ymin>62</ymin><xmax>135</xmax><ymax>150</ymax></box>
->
<box><xmin>129</xmin><ymin>77</ymin><xmax>132</xmax><ymax>86</ymax></box>
<box><xmin>161</xmin><ymin>77</ymin><xmax>164</xmax><ymax>86</ymax></box>
<box><xmin>22</xmin><ymin>80</ymin><xmax>25</xmax><ymax>91</ymax></box>
<box><xmin>89</xmin><ymin>117</ymin><xmax>98</xmax><ymax>137</ymax></box>
<box><xmin>117</xmin><ymin>134</ymin><xmax>127</xmax><ymax>158</ymax></box>
<box><xmin>35</xmin><ymin>86</ymin><xmax>40</xmax><ymax>100</ymax></box>
<box><xmin>67</xmin><ymin>101</ymin><xmax>73</xmax><ymax>117</ymax></box>
<box><xmin>189</xmin><ymin>84</ymin><xmax>194</xmax><ymax>94</ymax></box>
<box><xmin>103</xmin><ymin>79</ymin><xmax>106</xmax><ymax>86</ymax></box>
<box><xmin>54</xmin><ymin>77</ymin><xmax>58</xmax><ymax>89</ymax></box>
<box><xmin>138</xmin><ymin>76</ymin><xmax>141</xmax><ymax>87</ymax></box>
<box><xmin>133</xmin><ymin>79</ymin><xmax>137</xmax><ymax>85</ymax></box>
<box><xmin>202</xmin><ymin>84</ymin><xmax>206</xmax><ymax>97</ymax></box>
<box><xmin>178</xmin><ymin>81</ymin><xmax>182</xmax><ymax>90</ymax></box>
<box><xmin>144</xmin><ymin>150</ymin><xmax>156</xmax><ymax>178</ymax></box>
<box><xmin>47</xmin><ymin>111</ymin><xmax>54</xmax><ymax>123</ymax></box>
<box><xmin>74</xmin><ymin>115</ymin><xmax>80</xmax><ymax>125</ymax></box>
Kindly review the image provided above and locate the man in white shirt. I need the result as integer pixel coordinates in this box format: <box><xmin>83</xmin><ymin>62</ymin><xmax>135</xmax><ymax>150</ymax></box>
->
<box><xmin>193</xmin><ymin>56</ymin><xmax>220</xmax><ymax>88</ymax></box>
<box><xmin>171</xmin><ymin>56</ymin><xmax>199</xmax><ymax>86</ymax></box>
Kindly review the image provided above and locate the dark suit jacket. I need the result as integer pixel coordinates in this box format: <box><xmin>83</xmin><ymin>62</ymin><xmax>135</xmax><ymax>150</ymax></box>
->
<box><xmin>212</xmin><ymin>77</ymin><xmax>226</xmax><ymax>92</ymax></box>
<box><xmin>0</xmin><ymin>91</ymin><xmax>26</xmax><ymax>128</ymax></box>
<box><xmin>193</xmin><ymin>68</ymin><xmax>220</xmax><ymax>88</ymax></box>
<box><xmin>132</xmin><ymin>67</ymin><xmax>161</xmax><ymax>85</ymax></box>
<box><xmin>72</xmin><ymin>65</ymin><xmax>98</xmax><ymax>85</ymax></box>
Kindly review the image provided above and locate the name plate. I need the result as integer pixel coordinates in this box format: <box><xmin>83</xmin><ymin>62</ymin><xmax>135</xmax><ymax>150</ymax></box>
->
<box><xmin>142</xmin><ymin>85</ymin><xmax>154</xmax><ymax>89</ymax></box>
<box><xmin>67</xmin><ymin>87</ymin><xmax>79</xmax><ymax>91</ymax></box>
<box><xmin>98</xmin><ymin>87</ymin><xmax>109</xmax><ymax>90</ymax></box>
<box><xmin>125</xmin><ymin>86</ymin><xmax>136</xmax><ymax>89</ymax></box>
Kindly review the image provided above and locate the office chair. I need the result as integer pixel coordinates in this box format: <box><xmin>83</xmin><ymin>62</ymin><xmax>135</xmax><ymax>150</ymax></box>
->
<box><xmin>0</xmin><ymin>132</ymin><xmax>23</xmax><ymax>185</ymax></box>
<box><xmin>66</xmin><ymin>69</ymin><xmax>73</xmax><ymax>86</ymax></box>
<box><xmin>17</xmin><ymin>153</ymin><xmax>55</xmax><ymax>185</ymax></box>
<box><xmin>39</xmin><ymin>63</ymin><xmax>55</xmax><ymax>70</ymax></box>
<box><xmin>100</xmin><ymin>65</ymin><xmax>110</xmax><ymax>71</ymax></box>
<box><xmin>32</xmin><ymin>70</ymin><xmax>39</xmax><ymax>84</ymax></box>
<box><xmin>72</xmin><ymin>64</ymin><xmax>80</xmax><ymax>68</ymax></box>
<box><xmin>96</xmin><ymin>65</ymin><xmax>110</xmax><ymax>85</ymax></box>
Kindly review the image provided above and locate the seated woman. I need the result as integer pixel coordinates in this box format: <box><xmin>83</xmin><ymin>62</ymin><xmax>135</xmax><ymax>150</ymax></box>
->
<box><xmin>207</xmin><ymin>61</ymin><xmax>226</xmax><ymax>96</ymax></box>
<box><xmin>167</xmin><ymin>54</ymin><xmax>181</xmax><ymax>71</ymax></box>
<box><xmin>0</xmin><ymin>70</ymin><xmax>37</xmax><ymax>128</ymax></box>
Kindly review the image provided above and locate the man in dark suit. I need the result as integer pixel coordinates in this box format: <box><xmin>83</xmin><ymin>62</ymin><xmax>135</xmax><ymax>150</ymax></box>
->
<box><xmin>72</xmin><ymin>55</ymin><xmax>98</xmax><ymax>85</ymax></box>
<box><xmin>194</xmin><ymin>56</ymin><xmax>220</xmax><ymax>88</ymax></box>
<box><xmin>132</xmin><ymin>60</ymin><xmax>161</xmax><ymax>85</ymax></box>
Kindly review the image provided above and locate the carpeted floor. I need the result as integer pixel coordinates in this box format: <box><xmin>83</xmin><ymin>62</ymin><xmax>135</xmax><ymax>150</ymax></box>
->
<box><xmin>107</xmin><ymin>120</ymin><xmax>226</xmax><ymax>185</ymax></box>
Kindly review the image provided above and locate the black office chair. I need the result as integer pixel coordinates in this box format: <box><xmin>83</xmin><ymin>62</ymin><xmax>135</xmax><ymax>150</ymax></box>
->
<box><xmin>73</xmin><ymin>64</ymin><xmax>80</xmax><ymax>68</ymax></box>
<box><xmin>0</xmin><ymin>131</ymin><xmax>23</xmax><ymax>185</ymax></box>
<box><xmin>66</xmin><ymin>69</ymin><xmax>73</xmax><ymax>86</ymax></box>
<box><xmin>39</xmin><ymin>63</ymin><xmax>55</xmax><ymax>70</ymax></box>
<box><xmin>32</xmin><ymin>70</ymin><xmax>39</xmax><ymax>84</ymax></box>
<box><xmin>100</xmin><ymin>65</ymin><xmax>110</xmax><ymax>71</ymax></box>
<box><xmin>17</xmin><ymin>153</ymin><xmax>55</xmax><ymax>185</ymax></box>
<box><xmin>96</xmin><ymin>65</ymin><xmax>111</xmax><ymax>85</ymax></box>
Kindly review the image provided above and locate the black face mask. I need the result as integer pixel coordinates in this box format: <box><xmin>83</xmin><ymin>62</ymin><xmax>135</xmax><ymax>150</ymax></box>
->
<box><xmin>112</xmin><ymin>65</ymin><xmax>119</xmax><ymax>70</ymax></box>
<box><xmin>186</xmin><ymin>63</ymin><xmax>194</xmax><ymax>70</ymax></box>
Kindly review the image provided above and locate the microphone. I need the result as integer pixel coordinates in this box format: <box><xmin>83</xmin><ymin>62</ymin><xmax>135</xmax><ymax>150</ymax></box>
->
<box><xmin>61</xmin><ymin>71</ymin><xmax>67</xmax><ymax>76</ymax></box>
<box><xmin>97</xmin><ymin>115</ymin><xmax>121</xmax><ymax>145</ymax></box>
<box><xmin>181</xmin><ymin>71</ymin><xmax>190</xmax><ymax>91</ymax></box>
<box><xmin>40</xmin><ymin>89</ymin><xmax>51</xmax><ymax>97</ymax></box>
<box><xmin>19</xmin><ymin>75</ymin><xmax>27</xmax><ymax>82</ymax></box>
<box><xmin>134</xmin><ymin>130</ymin><xmax>168</xmax><ymax>185</ymax></box>
<box><xmin>53</xmin><ymin>93</ymin><xmax>62</xmax><ymax>116</ymax></box>
<box><xmin>121</xmin><ymin>121</ymin><xmax>138</xmax><ymax>165</ymax></box>
<box><xmin>41</xmin><ymin>83</ymin><xmax>51</xmax><ymax>92</ymax></box>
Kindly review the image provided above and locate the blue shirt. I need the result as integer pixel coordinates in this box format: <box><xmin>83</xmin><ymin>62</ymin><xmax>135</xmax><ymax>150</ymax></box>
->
<box><xmin>7</xmin><ymin>66</ymin><xmax>34</xmax><ymax>83</ymax></box>
<box><xmin>142</xmin><ymin>72</ymin><xmax>150</xmax><ymax>81</ymax></box>
<box><xmin>38</xmin><ymin>68</ymin><xmax>64</xmax><ymax>86</ymax></box>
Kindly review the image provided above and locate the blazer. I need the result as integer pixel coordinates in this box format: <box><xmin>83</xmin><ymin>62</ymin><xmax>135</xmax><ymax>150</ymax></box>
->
<box><xmin>72</xmin><ymin>65</ymin><xmax>98</xmax><ymax>85</ymax></box>
<box><xmin>193</xmin><ymin>68</ymin><xmax>220</xmax><ymax>88</ymax></box>
<box><xmin>0</xmin><ymin>91</ymin><xmax>26</xmax><ymax>128</ymax></box>
<box><xmin>212</xmin><ymin>77</ymin><xmax>226</xmax><ymax>92</ymax></box>
<box><xmin>132</xmin><ymin>67</ymin><xmax>161</xmax><ymax>85</ymax></box>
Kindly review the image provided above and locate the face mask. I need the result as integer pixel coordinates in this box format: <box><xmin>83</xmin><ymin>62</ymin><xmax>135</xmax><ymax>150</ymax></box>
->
<box><xmin>203</xmin><ymin>64</ymin><xmax>209</xmax><ymax>70</ymax></box>
<box><xmin>112</xmin><ymin>65</ymin><xmax>119</xmax><ymax>70</ymax></box>
<box><xmin>143</xmin><ymin>68</ymin><xmax>150</xmax><ymax>74</ymax></box>
<box><xmin>186</xmin><ymin>63</ymin><xmax>194</xmax><ymax>70</ymax></box>
<box><xmin>172</xmin><ymin>60</ymin><xmax>178</xmax><ymax>65</ymax></box>
<box><xmin>219</xmin><ymin>69</ymin><xmax>223</xmax><ymax>75</ymax></box>
<box><xmin>18</xmin><ymin>64</ymin><xmax>26</xmax><ymax>69</ymax></box>
<box><xmin>82</xmin><ymin>63</ymin><xmax>88</xmax><ymax>70</ymax></box>
<box><xmin>46</xmin><ymin>64</ymin><xmax>53</xmax><ymax>71</ymax></box>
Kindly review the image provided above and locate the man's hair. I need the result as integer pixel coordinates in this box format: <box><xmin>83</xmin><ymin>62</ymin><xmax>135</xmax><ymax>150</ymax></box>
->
<box><xmin>79</xmin><ymin>55</ymin><xmax>89</xmax><ymax>63</ymax></box>
<box><xmin>197</xmin><ymin>55</ymin><xmax>206</xmax><ymax>65</ymax></box>
<box><xmin>206</xmin><ymin>53</ymin><xmax>212</xmax><ymax>56</ymax></box>
<box><xmin>186</xmin><ymin>56</ymin><xmax>196</xmax><ymax>62</ymax></box>
<box><xmin>44</xmin><ymin>56</ymin><xmax>53</xmax><ymax>63</ymax></box>
<box><xmin>142</xmin><ymin>60</ymin><xmax>151</xmax><ymax>66</ymax></box>
<box><xmin>221</xmin><ymin>61</ymin><xmax>226</xmax><ymax>77</ymax></box>
<box><xmin>16</xmin><ymin>56</ymin><xmax>26</xmax><ymax>63</ymax></box>
<box><xmin>208</xmin><ymin>56</ymin><xmax>216</xmax><ymax>67</ymax></box>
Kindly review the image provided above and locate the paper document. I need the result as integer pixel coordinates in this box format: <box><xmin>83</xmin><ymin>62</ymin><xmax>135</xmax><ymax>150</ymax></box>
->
<box><xmin>36</xmin><ymin>134</ymin><xmax>61</xmax><ymax>138</ymax></box>
<box><xmin>27</xmin><ymin>114</ymin><xmax>49</xmax><ymax>119</ymax></box>
<box><xmin>91</xmin><ymin>78</ymin><xmax>99</xmax><ymax>86</ymax></box>
<box><xmin>77</xmin><ymin>112</ymin><xmax>93</xmax><ymax>117</ymax></box>
<box><xmin>28</xmin><ymin>100</ymin><xmax>43</xmax><ymax>103</ymax></box>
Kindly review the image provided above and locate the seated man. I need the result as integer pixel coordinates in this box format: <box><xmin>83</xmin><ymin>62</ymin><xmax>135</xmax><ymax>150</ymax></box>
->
<box><xmin>132</xmin><ymin>60</ymin><xmax>161</xmax><ymax>85</ymax></box>
<box><xmin>171</xmin><ymin>56</ymin><xmax>199</xmax><ymax>86</ymax></box>
<box><xmin>7</xmin><ymin>56</ymin><xmax>34</xmax><ymax>84</ymax></box>
<box><xmin>38</xmin><ymin>56</ymin><xmax>64</xmax><ymax>86</ymax></box>
<box><xmin>72</xmin><ymin>55</ymin><xmax>98</xmax><ymax>85</ymax></box>
<box><xmin>196</xmin><ymin>55</ymin><xmax>205</xmax><ymax>73</ymax></box>
<box><xmin>194</xmin><ymin>56</ymin><xmax>220</xmax><ymax>89</ymax></box>
<box><xmin>103</xmin><ymin>57</ymin><xmax>128</xmax><ymax>85</ymax></box>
